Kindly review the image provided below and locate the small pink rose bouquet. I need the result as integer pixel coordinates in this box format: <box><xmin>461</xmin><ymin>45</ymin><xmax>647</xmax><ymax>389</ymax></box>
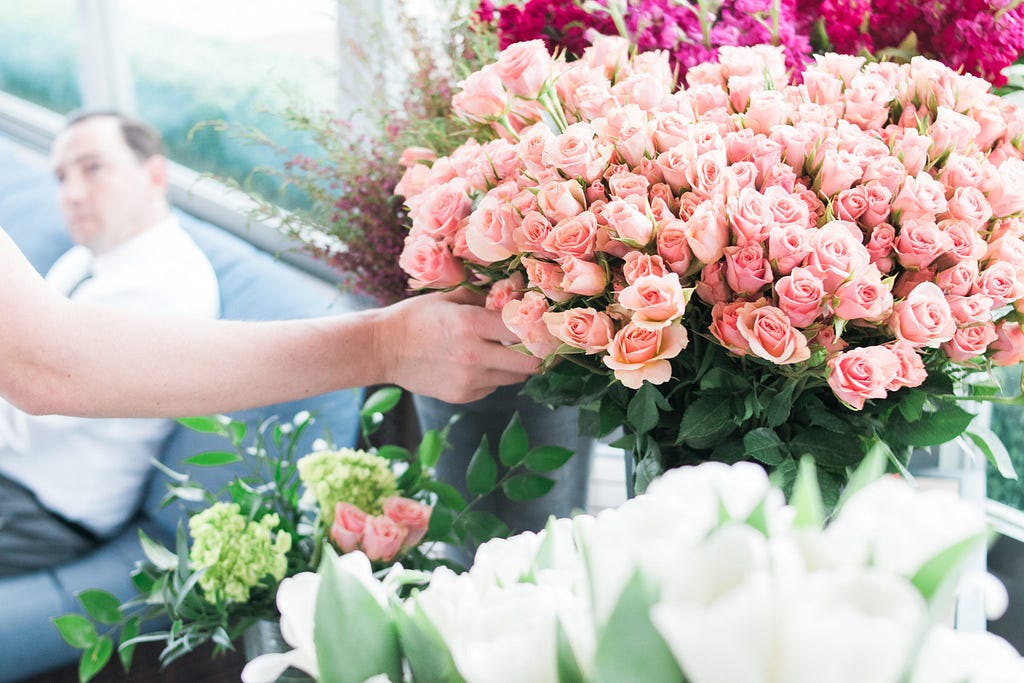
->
<box><xmin>396</xmin><ymin>36</ymin><xmax>1024</xmax><ymax>501</ymax></box>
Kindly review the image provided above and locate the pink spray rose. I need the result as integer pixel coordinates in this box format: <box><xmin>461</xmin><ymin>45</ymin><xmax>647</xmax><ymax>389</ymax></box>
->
<box><xmin>603</xmin><ymin>321</ymin><xmax>689</xmax><ymax>389</ymax></box>
<box><xmin>561</xmin><ymin>256</ymin><xmax>608</xmax><ymax>296</ymax></box>
<box><xmin>885</xmin><ymin>340</ymin><xmax>928</xmax><ymax>391</ymax></box>
<box><xmin>991</xmin><ymin>321</ymin><xmax>1024</xmax><ymax>366</ymax></box>
<box><xmin>543</xmin><ymin>308</ymin><xmax>616</xmax><ymax>354</ymax></box>
<box><xmin>383</xmin><ymin>496</ymin><xmax>432</xmax><ymax>550</ymax></box>
<box><xmin>618</xmin><ymin>273</ymin><xmax>690</xmax><ymax>330</ymax></box>
<box><xmin>360</xmin><ymin>515</ymin><xmax>408</xmax><ymax>563</ymax></box>
<box><xmin>452</xmin><ymin>65</ymin><xmax>507</xmax><ymax>123</ymax></box>
<box><xmin>736</xmin><ymin>305</ymin><xmax>811</xmax><ymax>365</ymax></box>
<box><xmin>833</xmin><ymin>265</ymin><xmax>895</xmax><ymax>323</ymax></box>
<box><xmin>889</xmin><ymin>282</ymin><xmax>956</xmax><ymax>347</ymax></box>
<box><xmin>485</xmin><ymin>272</ymin><xmax>526</xmax><ymax>311</ymax></box>
<box><xmin>399</xmin><ymin>235</ymin><xmax>466</xmax><ymax>290</ymax></box>
<box><xmin>494</xmin><ymin>39</ymin><xmax>552</xmax><ymax>98</ymax></box>
<box><xmin>775</xmin><ymin>267</ymin><xmax>827</xmax><ymax>328</ymax></box>
<box><xmin>724</xmin><ymin>243</ymin><xmax>773</xmax><ymax>297</ymax></box>
<box><xmin>942</xmin><ymin>322</ymin><xmax>999</xmax><ymax>363</ymax></box>
<box><xmin>502</xmin><ymin>291</ymin><xmax>560</xmax><ymax>358</ymax></box>
<box><xmin>827</xmin><ymin>346</ymin><xmax>902</xmax><ymax>409</ymax></box>
<box><xmin>330</xmin><ymin>502</ymin><xmax>368</xmax><ymax>554</ymax></box>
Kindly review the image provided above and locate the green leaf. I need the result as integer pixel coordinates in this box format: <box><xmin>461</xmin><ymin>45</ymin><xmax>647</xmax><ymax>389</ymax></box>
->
<box><xmin>591</xmin><ymin>570</ymin><xmax>684</xmax><ymax>683</ymax></box>
<box><xmin>417</xmin><ymin>429</ymin><xmax>444</xmax><ymax>468</ymax></box>
<box><xmin>789</xmin><ymin>428</ymin><xmax>864</xmax><ymax>467</ymax></box>
<box><xmin>456</xmin><ymin>510</ymin><xmax>510</xmax><ymax>545</ymax></box>
<box><xmin>421</xmin><ymin>480</ymin><xmax>468</xmax><ymax>511</ymax></box>
<box><xmin>499</xmin><ymin>412</ymin><xmax>529</xmax><ymax>467</ymax></box>
<box><xmin>182</xmin><ymin>450</ymin><xmax>243</xmax><ymax>467</ymax></box>
<box><xmin>466</xmin><ymin>435</ymin><xmax>497</xmax><ymax>496</ymax></box>
<box><xmin>791</xmin><ymin>457</ymin><xmax>824</xmax><ymax>529</ymax></box>
<box><xmin>525</xmin><ymin>446</ymin><xmax>575</xmax><ymax>472</ymax></box>
<box><xmin>426</xmin><ymin>502</ymin><xmax>454</xmax><ymax>540</ymax></box>
<box><xmin>79</xmin><ymin>636</ymin><xmax>114</xmax><ymax>683</ymax></box>
<box><xmin>765</xmin><ymin>381</ymin><xmax>797</xmax><ymax>428</ymax></box>
<box><xmin>362</xmin><ymin>386</ymin><xmax>403</xmax><ymax>417</ymax></box>
<box><xmin>677</xmin><ymin>395</ymin><xmax>737</xmax><ymax>449</ymax></box>
<box><xmin>626</xmin><ymin>382</ymin><xmax>667</xmax><ymax>435</ymax></box>
<box><xmin>632</xmin><ymin>453</ymin><xmax>662</xmax><ymax>496</ymax></box>
<box><xmin>911</xmin><ymin>532</ymin><xmax>989</xmax><ymax>603</ymax></box>
<box><xmin>53</xmin><ymin>614</ymin><xmax>98</xmax><ymax>650</ymax></box>
<box><xmin>175</xmin><ymin>415</ymin><xmax>229</xmax><ymax>435</ymax></box>
<box><xmin>393</xmin><ymin>599</ymin><xmax>466</xmax><ymax>683</ymax></box>
<box><xmin>896</xmin><ymin>389</ymin><xmax>928</xmax><ymax>423</ymax></box>
<box><xmin>77</xmin><ymin>590</ymin><xmax>122</xmax><ymax>626</ymax></box>
<box><xmin>138</xmin><ymin>528</ymin><xmax>177</xmax><ymax>571</ymax></box>
<box><xmin>743</xmin><ymin>428</ymin><xmax>786</xmax><ymax>466</ymax></box>
<box><xmin>315</xmin><ymin>557</ymin><xmax>403</xmax><ymax>683</ymax></box>
<box><xmin>896</xmin><ymin>401</ymin><xmax>976</xmax><ymax>447</ymax></box>
<box><xmin>965</xmin><ymin>427</ymin><xmax>1018</xmax><ymax>480</ymax></box>
<box><xmin>556</xmin><ymin>616</ymin><xmax>585</xmax><ymax>683</ymax></box>
<box><xmin>376</xmin><ymin>445</ymin><xmax>412</xmax><ymax>461</ymax></box>
<box><xmin>119</xmin><ymin>617</ymin><xmax>140</xmax><ymax>671</ymax></box>
<box><xmin>838</xmin><ymin>439</ymin><xmax>890</xmax><ymax>510</ymax></box>
<box><xmin>503</xmin><ymin>473</ymin><xmax>556</xmax><ymax>501</ymax></box>
<box><xmin>228</xmin><ymin>420</ymin><xmax>247</xmax><ymax>447</ymax></box>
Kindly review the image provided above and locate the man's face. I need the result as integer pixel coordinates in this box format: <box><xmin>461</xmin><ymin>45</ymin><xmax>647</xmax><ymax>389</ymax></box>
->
<box><xmin>51</xmin><ymin>117</ymin><xmax>164</xmax><ymax>253</ymax></box>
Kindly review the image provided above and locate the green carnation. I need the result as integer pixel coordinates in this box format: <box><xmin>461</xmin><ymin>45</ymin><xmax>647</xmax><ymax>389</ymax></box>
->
<box><xmin>297</xmin><ymin>448</ymin><xmax>398</xmax><ymax>516</ymax></box>
<box><xmin>188</xmin><ymin>502</ymin><xmax>292</xmax><ymax>603</ymax></box>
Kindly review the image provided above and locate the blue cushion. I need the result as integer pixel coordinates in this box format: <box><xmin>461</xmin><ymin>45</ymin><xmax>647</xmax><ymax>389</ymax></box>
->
<box><xmin>0</xmin><ymin>134</ymin><xmax>362</xmax><ymax>682</ymax></box>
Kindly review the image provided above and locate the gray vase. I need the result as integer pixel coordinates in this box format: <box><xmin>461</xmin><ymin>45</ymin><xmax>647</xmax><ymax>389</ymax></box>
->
<box><xmin>414</xmin><ymin>384</ymin><xmax>594</xmax><ymax>539</ymax></box>
<box><xmin>242</xmin><ymin>619</ymin><xmax>314</xmax><ymax>683</ymax></box>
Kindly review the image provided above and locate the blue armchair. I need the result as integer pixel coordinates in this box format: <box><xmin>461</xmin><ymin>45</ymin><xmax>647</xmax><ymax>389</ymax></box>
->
<box><xmin>0</xmin><ymin>137</ymin><xmax>362</xmax><ymax>682</ymax></box>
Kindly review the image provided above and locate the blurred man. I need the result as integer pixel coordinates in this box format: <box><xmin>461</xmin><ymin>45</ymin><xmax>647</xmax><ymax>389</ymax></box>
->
<box><xmin>0</xmin><ymin>112</ymin><xmax>220</xmax><ymax>575</ymax></box>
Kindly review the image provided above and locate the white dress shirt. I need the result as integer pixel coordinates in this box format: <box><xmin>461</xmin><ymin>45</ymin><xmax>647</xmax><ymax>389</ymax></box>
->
<box><xmin>0</xmin><ymin>216</ymin><xmax>220</xmax><ymax>536</ymax></box>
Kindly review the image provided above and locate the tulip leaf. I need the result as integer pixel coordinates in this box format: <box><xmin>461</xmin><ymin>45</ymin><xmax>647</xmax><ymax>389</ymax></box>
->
<box><xmin>119</xmin><ymin>617</ymin><xmax>140</xmax><ymax>671</ymax></box>
<box><xmin>503</xmin><ymin>473</ymin><xmax>556</xmax><ymax>501</ymax></box>
<box><xmin>525</xmin><ymin>446</ymin><xmax>575</xmax><ymax>472</ymax></box>
<box><xmin>79</xmin><ymin>636</ymin><xmax>114</xmax><ymax>683</ymax></box>
<box><xmin>183</xmin><ymin>450</ymin><xmax>243</xmax><ymax>467</ymax></box>
<box><xmin>791</xmin><ymin>457</ymin><xmax>824</xmax><ymax>529</ymax></box>
<box><xmin>911</xmin><ymin>532</ymin><xmax>989</xmax><ymax>603</ymax></box>
<box><xmin>138</xmin><ymin>529</ymin><xmax>178</xmax><ymax>571</ymax></box>
<box><xmin>466</xmin><ymin>435</ymin><xmax>497</xmax><ymax>496</ymax></box>
<box><xmin>392</xmin><ymin>598</ymin><xmax>466</xmax><ymax>683</ymax></box>
<box><xmin>417</xmin><ymin>429</ymin><xmax>444</xmax><ymax>468</ymax></box>
<box><xmin>499</xmin><ymin>412</ymin><xmax>529</xmax><ymax>466</ymax></box>
<box><xmin>53</xmin><ymin>614</ymin><xmax>98</xmax><ymax>650</ymax></box>
<box><xmin>316</xmin><ymin>558</ymin><xmax>402</xmax><ymax>683</ymax></box>
<box><xmin>837</xmin><ymin>439</ymin><xmax>889</xmax><ymax>510</ymax></box>
<box><xmin>963</xmin><ymin>427</ymin><xmax>1017</xmax><ymax>480</ymax></box>
<box><xmin>591</xmin><ymin>570</ymin><xmax>684</xmax><ymax>683</ymax></box>
<box><xmin>77</xmin><ymin>590</ymin><xmax>123</xmax><ymax>626</ymax></box>
<box><xmin>556</xmin><ymin>616</ymin><xmax>585</xmax><ymax>683</ymax></box>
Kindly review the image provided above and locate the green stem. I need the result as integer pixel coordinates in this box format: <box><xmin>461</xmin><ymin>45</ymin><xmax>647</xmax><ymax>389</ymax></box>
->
<box><xmin>697</xmin><ymin>0</ymin><xmax>713</xmax><ymax>50</ymax></box>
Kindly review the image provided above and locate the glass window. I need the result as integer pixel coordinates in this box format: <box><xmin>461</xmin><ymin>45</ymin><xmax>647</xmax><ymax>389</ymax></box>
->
<box><xmin>989</xmin><ymin>364</ymin><xmax>1024</xmax><ymax>510</ymax></box>
<box><xmin>0</xmin><ymin>0</ymin><xmax>82</xmax><ymax>113</ymax></box>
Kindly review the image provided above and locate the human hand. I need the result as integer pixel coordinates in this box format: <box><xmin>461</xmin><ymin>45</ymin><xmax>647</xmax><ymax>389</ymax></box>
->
<box><xmin>376</xmin><ymin>289</ymin><xmax>540</xmax><ymax>403</ymax></box>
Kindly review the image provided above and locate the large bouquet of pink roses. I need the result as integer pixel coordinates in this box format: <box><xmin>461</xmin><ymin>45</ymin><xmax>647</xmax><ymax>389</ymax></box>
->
<box><xmin>396</xmin><ymin>37</ymin><xmax>1024</xmax><ymax>502</ymax></box>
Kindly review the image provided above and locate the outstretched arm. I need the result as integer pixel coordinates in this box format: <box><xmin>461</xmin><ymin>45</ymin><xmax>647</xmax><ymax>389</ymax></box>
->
<box><xmin>1</xmin><ymin>230</ymin><xmax>537</xmax><ymax>417</ymax></box>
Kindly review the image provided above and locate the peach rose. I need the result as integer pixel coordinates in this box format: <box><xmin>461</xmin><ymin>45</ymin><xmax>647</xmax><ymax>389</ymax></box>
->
<box><xmin>622</xmin><ymin>252</ymin><xmax>668</xmax><ymax>285</ymax></box>
<box><xmin>618</xmin><ymin>273</ymin><xmax>690</xmax><ymax>329</ymax></box>
<box><xmin>710</xmin><ymin>300</ymin><xmax>758</xmax><ymax>355</ymax></box>
<box><xmin>942</xmin><ymin>322</ymin><xmax>998</xmax><ymax>362</ymax></box>
<box><xmin>892</xmin><ymin>172</ymin><xmax>948</xmax><ymax>223</ymax></box>
<box><xmin>940</xmin><ymin>219</ymin><xmax>987</xmax><ymax>262</ymax></box>
<box><xmin>817</xmin><ymin>149</ymin><xmax>864</xmax><ymax>197</ymax></box>
<box><xmin>946</xmin><ymin>294</ymin><xmax>994</xmax><ymax>325</ymax></box>
<box><xmin>513</xmin><ymin>211</ymin><xmax>556</xmax><ymax>257</ymax></box>
<box><xmin>543</xmin><ymin>122</ymin><xmax>614</xmax><ymax>183</ymax></box>
<box><xmin>768</xmin><ymin>224</ymin><xmax>813</xmax><ymax>276</ymax></box>
<box><xmin>502</xmin><ymin>292</ymin><xmax>561</xmax><ymax>358</ymax></box>
<box><xmin>973</xmin><ymin>262</ymin><xmax>1024</xmax><ymax>306</ymax></box>
<box><xmin>889</xmin><ymin>282</ymin><xmax>957</xmax><ymax>347</ymax></box>
<box><xmin>602</xmin><ymin>321</ymin><xmax>689</xmax><ymax>389</ymax></box>
<box><xmin>866</xmin><ymin>223</ymin><xmax>897</xmax><ymax>273</ymax></box>
<box><xmin>885</xmin><ymin>340</ymin><xmax>927</xmax><ymax>390</ymax></box>
<box><xmin>834</xmin><ymin>265</ymin><xmax>895</xmax><ymax>323</ymax></box>
<box><xmin>518</xmin><ymin>123</ymin><xmax>554</xmax><ymax>175</ymax></box>
<box><xmin>399</xmin><ymin>235</ymin><xmax>466</xmax><ymax>289</ymax></box>
<box><xmin>523</xmin><ymin>257</ymin><xmax>571</xmax><ymax>303</ymax></box>
<box><xmin>724</xmin><ymin>243</ymin><xmax>773</xmax><ymax>296</ymax></box>
<box><xmin>860</xmin><ymin>182</ymin><xmax>893</xmax><ymax>229</ymax></box>
<box><xmin>657</xmin><ymin>220</ymin><xmax>695</xmax><ymax>276</ymax></box>
<box><xmin>935</xmin><ymin>262</ymin><xmax>980</xmax><ymax>297</ymax></box>
<box><xmin>494</xmin><ymin>39</ymin><xmax>552</xmax><ymax>98</ymax></box>
<box><xmin>394</xmin><ymin>163</ymin><xmax>432</xmax><ymax>201</ymax></box>
<box><xmin>413</xmin><ymin>179</ymin><xmax>473</xmax><ymax>239</ymax></box>
<box><xmin>695</xmin><ymin>260</ymin><xmax>731</xmax><ymax>305</ymax></box>
<box><xmin>894</xmin><ymin>219</ymin><xmax>953</xmax><ymax>270</ymax></box>
<box><xmin>833</xmin><ymin>186</ymin><xmax>868</xmax><ymax>223</ymax></box>
<box><xmin>727</xmin><ymin>187</ymin><xmax>775</xmax><ymax>246</ymax></box>
<box><xmin>361</xmin><ymin>515</ymin><xmax>408</xmax><ymax>563</ymax></box>
<box><xmin>827</xmin><ymin>346</ymin><xmax>901</xmax><ymax>409</ymax></box>
<box><xmin>330</xmin><ymin>502</ymin><xmax>367</xmax><ymax>554</ymax></box>
<box><xmin>608</xmin><ymin>171</ymin><xmax>650</xmax><ymax>202</ymax></box>
<box><xmin>543</xmin><ymin>211</ymin><xmax>600</xmax><ymax>260</ymax></box>
<box><xmin>685</xmin><ymin>199</ymin><xmax>730</xmax><ymax>264</ymax></box>
<box><xmin>464</xmin><ymin>194</ymin><xmax>520</xmax><ymax>264</ymax></box>
<box><xmin>805</xmin><ymin>220</ymin><xmax>871</xmax><ymax>292</ymax></box>
<box><xmin>991</xmin><ymin>321</ymin><xmax>1024</xmax><ymax>366</ymax></box>
<box><xmin>813</xmin><ymin>325</ymin><xmax>848</xmax><ymax>354</ymax></box>
<box><xmin>543</xmin><ymin>308</ymin><xmax>616</xmax><ymax>354</ymax></box>
<box><xmin>561</xmin><ymin>256</ymin><xmax>608</xmax><ymax>296</ymax></box>
<box><xmin>485</xmin><ymin>272</ymin><xmax>527</xmax><ymax>311</ymax></box>
<box><xmin>602</xmin><ymin>199</ymin><xmax>654</xmax><ymax>246</ymax></box>
<box><xmin>453</xmin><ymin>65</ymin><xmax>507</xmax><ymax>123</ymax></box>
<box><xmin>775</xmin><ymin>267</ymin><xmax>826</xmax><ymax>328</ymax></box>
<box><xmin>736</xmin><ymin>304</ymin><xmax>811</xmax><ymax>365</ymax></box>
<box><xmin>861</xmin><ymin>155</ymin><xmax>907</xmax><ymax>195</ymax></box>
<box><xmin>536</xmin><ymin>179</ymin><xmax>586</xmax><ymax>224</ymax></box>
<box><xmin>383</xmin><ymin>496</ymin><xmax>432</xmax><ymax>550</ymax></box>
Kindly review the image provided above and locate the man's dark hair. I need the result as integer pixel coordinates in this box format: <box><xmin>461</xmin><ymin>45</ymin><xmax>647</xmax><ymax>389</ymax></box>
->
<box><xmin>62</xmin><ymin>110</ymin><xmax>165</xmax><ymax>161</ymax></box>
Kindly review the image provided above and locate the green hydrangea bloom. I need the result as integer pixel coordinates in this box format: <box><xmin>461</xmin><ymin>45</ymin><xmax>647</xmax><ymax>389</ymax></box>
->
<box><xmin>188</xmin><ymin>502</ymin><xmax>291</xmax><ymax>603</ymax></box>
<box><xmin>297</xmin><ymin>448</ymin><xmax>397</xmax><ymax>516</ymax></box>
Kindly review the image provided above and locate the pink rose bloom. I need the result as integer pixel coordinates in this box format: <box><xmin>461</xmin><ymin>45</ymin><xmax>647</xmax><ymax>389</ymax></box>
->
<box><xmin>485</xmin><ymin>272</ymin><xmax>526</xmax><ymax>311</ymax></box>
<box><xmin>940</xmin><ymin>220</ymin><xmax>988</xmax><ymax>262</ymax></box>
<box><xmin>987</xmin><ymin>236</ymin><xmax>1024</xmax><ymax>270</ymax></box>
<box><xmin>608</xmin><ymin>171</ymin><xmax>650</xmax><ymax>202</ymax></box>
<box><xmin>536</xmin><ymin>179</ymin><xmax>586</xmax><ymax>224</ymax></box>
<box><xmin>724</xmin><ymin>243</ymin><xmax>773</xmax><ymax>297</ymax></box>
<box><xmin>892</xmin><ymin>172</ymin><xmax>948</xmax><ymax>223</ymax></box>
<box><xmin>763</xmin><ymin>186</ymin><xmax>811</xmax><ymax>230</ymax></box>
<box><xmin>889</xmin><ymin>282</ymin><xmax>957</xmax><ymax>347</ymax></box>
<box><xmin>518</xmin><ymin>123</ymin><xmax>554</xmax><ymax>175</ymax></box>
<box><xmin>399</xmin><ymin>235</ymin><xmax>466</xmax><ymax>290</ymax></box>
<box><xmin>727</xmin><ymin>187</ymin><xmax>775</xmax><ymax>246</ymax></box>
<box><xmin>656</xmin><ymin>221</ymin><xmax>694</xmax><ymax>276</ymax></box>
<box><xmin>736</xmin><ymin>304</ymin><xmax>811</xmax><ymax>365</ymax></box>
<box><xmin>581</xmin><ymin>34</ymin><xmax>631</xmax><ymax>79</ymax></box>
<box><xmin>330</xmin><ymin>502</ymin><xmax>367</xmax><ymax>554</ymax></box>
<box><xmin>894</xmin><ymin>219</ymin><xmax>954</xmax><ymax>270</ymax></box>
<box><xmin>543</xmin><ymin>212</ymin><xmax>599</xmax><ymax>261</ymax></box>
<box><xmin>991</xmin><ymin>321</ymin><xmax>1024</xmax><ymax>366</ymax></box>
<box><xmin>412</xmin><ymin>178</ymin><xmax>473</xmax><ymax>240</ymax></box>
<box><xmin>523</xmin><ymin>257</ymin><xmax>571</xmax><ymax>303</ymax></box>
<box><xmin>927</xmin><ymin>107</ymin><xmax>980</xmax><ymax>159</ymax></box>
<box><xmin>828</xmin><ymin>346</ymin><xmax>901</xmax><ymax>409</ymax></box>
<box><xmin>695</xmin><ymin>260</ymin><xmax>730</xmax><ymax>305</ymax></box>
<box><xmin>728</xmin><ymin>162</ymin><xmax>760</xmax><ymax>192</ymax></box>
<box><xmin>936</xmin><ymin>262</ymin><xmax>981</xmax><ymax>297</ymax></box>
<box><xmin>561</xmin><ymin>256</ymin><xmax>607</xmax><ymax>296</ymax></box>
<box><xmin>361</xmin><ymin>515</ymin><xmax>408</xmax><ymax>563</ymax></box>
<box><xmin>768</xmin><ymin>224</ymin><xmax>813</xmax><ymax>276</ymax></box>
<box><xmin>861</xmin><ymin>155</ymin><xmax>907</xmax><ymax>195</ymax></box>
<box><xmin>866</xmin><ymin>223</ymin><xmax>897</xmax><ymax>273</ymax></box>
<box><xmin>940</xmin><ymin>156</ymin><xmax>986</xmax><ymax>193</ymax></box>
<box><xmin>618</xmin><ymin>273</ymin><xmax>689</xmax><ymax>330</ymax></box>
<box><xmin>745</xmin><ymin>90</ymin><xmax>793</xmax><ymax>134</ymax></box>
<box><xmin>689</xmin><ymin>149</ymin><xmax>731</xmax><ymax>198</ymax></box>
<box><xmin>943</xmin><ymin>322</ymin><xmax>999</xmax><ymax>362</ymax></box>
<box><xmin>973</xmin><ymin>262</ymin><xmax>1024</xmax><ymax>307</ymax></box>
<box><xmin>494</xmin><ymin>40</ymin><xmax>552</xmax><ymax>98</ymax></box>
<box><xmin>946</xmin><ymin>294</ymin><xmax>994</xmax><ymax>325</ymax></box>
<box><xmin>453</xmin><ymin>65</ymin><xmax>507</xmax><ymax>123</ymax></box>
<box><xmin>655</xmin><ymin>144</ymin><xmax>695</xmax><ymax>193</ymax></box>
<box><xmin>817</xmin><ymin>149</ymin><xmax>864</xmax><ymax>197</ymax></box>
<box><xmin>833</xmin><ymin>186</ymin><xmax>868</xmax><ymax>223</ymax></box>
<box><xmin>885</xmin><ymin>340</ymin><xmax>927</xmax><ymax>391</ymax></box>
<box><xmin>513</xmin><ymin>211</ymin><xmax>556</xmax><ymax>257</ymax></box>
<box><xmin>543</xmin><ymin>308</ymin><xmax>615</xmax><ymax>354</ymax></box>
<box><xmin>622</xmin><ymin>252</ymin><xmax>668</xmax><ymax>285</ymax></box>
<box><xmin>892</xmin><ymin>267</ymin><xmax>937</xmax><ymax>299</ymax></box>
<box><xmin>860</xmin><ymin>182</ymin><xmax>893</xmax><ymax>228</ymax></box>
<box><xmin>834</xmin><ymin>265</ymin><xmax>895</xmax><ymax>323</ymax></box>
<box><xmin>813</xmin><ymin>326</ymin><xmax>848</xmax><ymax>354</ymax></box>
<box><xmin>843</xmin><ymin>73</ymin><xmax>894</xmax><ymax>130</ymax></box>
<box><xmin>603</xmin><ymin>321</ymin><xmax>689</xmax><ymax>389</ymax></box>
<box><xmin>775</xmin><ymin>267</ymin><xmax>827</xmax><ymax>328</ymax></box>
<box><xmin>502</xmin><ymin>291</ymin><xmax>560</xmax><ymax>358</ymax></box>
<box><xmin>685</xmin><ymin>199</ymin><xmax>730</xmax><ymax>264</ymax></box>
<box><xmin>769</xmin><ymin>123</ymin><xmax>820</xmax><ymax>175</ymax></box>
<box><xmin>383</xmin><ymin>496</ymin><xmax>432</xmax><ymax>550</ymax></box>
<box><xmin>812</xmin><ymin>53</ymin><xmax>866</xmax><ymax>85</ymax></box>
<box><xmin>890</xmin><ymin>127</ymin><xmax>931</xmax><ymax>176</ymax></box>
<box><xmin>993</xmin><ymin>159</ymin><xmax>1024</xmax><ymax>216</ymax></box>
<box><xmin>399</xmin><ymin>146</ymin><xmax>437</xmax><ymax>168</ymax></box>
<box><xmin>805</xmin><ymin>221</ymin><xmax>871</xmax><ymax>292</ymax></box>
<box><xmin>710</xmin><ymin>300</ymin><xmax>757</xmax><ymax>355</ymax></box>
<box><xmin>804</xmin><ymin>70</ymin><xmax>845</xmax><ymax>105</ymax></box>
<box><xmin>652</xmin><ymin>111</ymin><xmax>698</xmax><ymax>153</ymax></box>
<box><xmin>464</xmin><ymin>194</ymin><xmax>520</xmax><ymax>264</ymax></box>
<box><xmin>602</xmin><ymin>199</ymin><xmax>654</xmax><ymax>246</ymax></box>
<box><xmin>394</xmin><ymin>163</ymin><xmax>432</xmax><ymax>201</ymax></box>
<box><xmin>543</xmin><ymin>122</ymin><xmax>614</xmax><ymax>183</ymax></box>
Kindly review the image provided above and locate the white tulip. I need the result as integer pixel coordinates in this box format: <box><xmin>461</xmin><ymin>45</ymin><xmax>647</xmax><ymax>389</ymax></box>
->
<box><xmin>911</xmin><ymin>626</ymin><xmax>1024</xmax><ymax>683</ymax></box>
<box><xmin>241</xmin><ymin>572</ymin><xmax>322</xmax><ymax>683</ymax></box>
<box><xmin>470</xmin><ymin>528</ymin><xmax>545</xmax><ymax>588</ymax></box>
